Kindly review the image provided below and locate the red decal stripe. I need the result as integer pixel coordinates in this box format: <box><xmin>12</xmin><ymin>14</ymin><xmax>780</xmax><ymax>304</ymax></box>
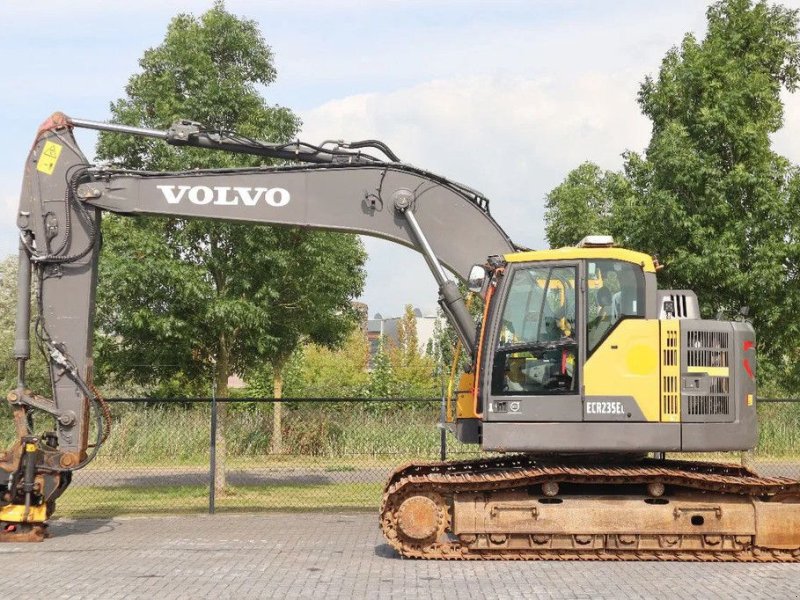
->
<box><xmin>743</xmin><ymin>358</ymin><xmax>754</xmax><ymax>380</ymax></box>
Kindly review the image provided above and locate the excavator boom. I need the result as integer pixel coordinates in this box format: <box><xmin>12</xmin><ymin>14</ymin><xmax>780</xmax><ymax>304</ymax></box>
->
<box><xmin>12</xmin><ymin>113</ymin><xmax>515</xmax><ymax>460</ymax></box>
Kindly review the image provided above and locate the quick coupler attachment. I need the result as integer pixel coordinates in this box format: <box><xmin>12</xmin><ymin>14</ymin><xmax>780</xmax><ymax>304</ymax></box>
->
<box><xmin>0</xmin><ymin>438</ymin><xmax>49</xmax><ymax>542</ymax></box>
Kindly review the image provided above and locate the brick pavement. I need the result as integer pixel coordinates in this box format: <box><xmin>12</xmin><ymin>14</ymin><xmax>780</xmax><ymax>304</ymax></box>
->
<box><xmin>0</xmin><ymin>512</ymin><xmax>797</xmax><ymax>599</ymax></box>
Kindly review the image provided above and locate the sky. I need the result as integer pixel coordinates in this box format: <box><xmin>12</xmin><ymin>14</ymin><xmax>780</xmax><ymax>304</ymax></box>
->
<box><xmin>1</xmin><ymin>1</ymin><xmax>799</xmax><ymax>318</ymax></box>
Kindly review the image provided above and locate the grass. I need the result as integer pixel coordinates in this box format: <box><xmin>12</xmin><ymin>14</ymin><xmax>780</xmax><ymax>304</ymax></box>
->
<box><xmin>325</xmin><ymin>465</ymin><xmax>357</xmax><ymax>472</ymax></box>
<box><xmin>754</xmin><ymin>401</ymin><xmax>800</xmax><ymax>457</ymax></box>
<box><xmin>57</xmin><ymin>482</ymin><xmax>383</xmax><ymax>518</ymax></box>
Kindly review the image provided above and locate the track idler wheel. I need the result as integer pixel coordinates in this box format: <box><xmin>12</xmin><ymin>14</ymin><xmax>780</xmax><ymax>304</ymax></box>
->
<box><xmin>394</xmin><ymin>492</ymin><xmax>448</xmax><ymax>549</ymax></box>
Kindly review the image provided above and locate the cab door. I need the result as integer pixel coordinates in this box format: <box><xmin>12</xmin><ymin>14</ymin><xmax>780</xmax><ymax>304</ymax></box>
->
<box><xmin>481</xmin><ymin>261</ymin><xmax>583</xmax><ymax>422</ymax></box>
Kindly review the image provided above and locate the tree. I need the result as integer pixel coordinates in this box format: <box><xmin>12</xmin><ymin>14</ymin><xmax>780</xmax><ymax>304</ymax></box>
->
<box><xmin>544</xmin><ymin>162</ymin><xmax>633</xmax><ymax>249</ymax></box>
<box><xmin>385</xmin><ymin>305</ymin><xmax>439</xmax><ymax>398</ymax></box>
<box><xmin>367</xmin><ymin>342</ymin><xmax>394</xmax><ymax>399</ymax></box>
<box><xmin>545</xmin><ymin>0</ymin><xmax>800</xmax><ymax>389</ymax></box>
<box><xmin>94</xmin><ymin>2</ymin><xmax>366</xmax><ymax>485</ymax></box>
<box><xmin>428</xmin><ymin>287</ymin><xmax>484</xmax><ymax>389</ymax></box>
<box><xmin>253</xmin><ymin>230</ymin><xmax>366</xmax><ymax>453</ymax></box>
<box><xmin>245</xmin><ymin>325</ymin><xmax>370</xmax><ymax>399</ymax></box>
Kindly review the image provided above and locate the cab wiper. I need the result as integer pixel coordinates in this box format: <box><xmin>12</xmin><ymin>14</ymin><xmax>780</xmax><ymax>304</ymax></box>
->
<box><xmin>497</xmin><ymin>338</ymin><xmax>575</xmax><ymax>354</ymax></box>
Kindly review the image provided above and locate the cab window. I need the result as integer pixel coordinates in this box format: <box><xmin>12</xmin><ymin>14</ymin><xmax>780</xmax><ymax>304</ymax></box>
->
<box><xmin>491</xmin><ymin>265</ymin><xmax>577</xmax><ymax>396</ymax></box>
<box><xmin>586</xmin><ymin>259</ymin><xmax>645</xmax><ymax>352</ymax></box>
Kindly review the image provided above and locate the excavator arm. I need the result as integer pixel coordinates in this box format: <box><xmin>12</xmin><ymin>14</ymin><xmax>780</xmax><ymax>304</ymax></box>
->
<box><xmin>1</xmin><ymin>113</ymin><xmax>516</xmax><ymax>536</ymax></box>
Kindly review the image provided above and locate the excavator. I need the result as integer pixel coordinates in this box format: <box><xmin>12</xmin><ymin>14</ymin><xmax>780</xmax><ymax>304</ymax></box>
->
<box><xmin>1</xmin><ymin>112</ymin><xmax>799</xmax><ymax>560</ymax></box>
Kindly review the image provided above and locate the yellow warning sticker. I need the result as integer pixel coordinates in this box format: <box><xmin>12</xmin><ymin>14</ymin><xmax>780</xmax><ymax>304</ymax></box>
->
<box><xmin>36</xmin><ymin>141</ymin><xmax>63</xmax><ymax>175</ymax></box>
<box><xmin>747</xmin><ymin>394</ymin><xmax>754</xmax><ymax>406</ymax></box>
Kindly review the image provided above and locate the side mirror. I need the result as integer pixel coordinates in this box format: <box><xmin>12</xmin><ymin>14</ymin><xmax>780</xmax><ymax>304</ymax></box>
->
<box><xmin>467</xmin><ymin>264</ymin><xmax>487</xmax><ymax>294</ymax></box>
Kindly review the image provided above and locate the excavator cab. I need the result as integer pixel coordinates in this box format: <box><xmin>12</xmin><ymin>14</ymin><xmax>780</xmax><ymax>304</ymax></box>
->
<box><xmin>450</xmin><ymin>238</ymin><xmax>759</xmax><ymax>455</ymax></box>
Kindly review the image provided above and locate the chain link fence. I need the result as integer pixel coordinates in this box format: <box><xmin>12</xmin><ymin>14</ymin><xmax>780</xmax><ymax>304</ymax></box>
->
<box><xmin>7</xmin><ymin>397</ymin><xmax>799</xmax><ymax>518</ymax></box>
<box><xmin>59</xmin><ymin>397</ymin><xmax>471</xmax><ymax>518</ymax></box>
<box><xmin>743</xmin><ymin>398</ymin><xmax>800</xmax><ymax>478</ymax></box>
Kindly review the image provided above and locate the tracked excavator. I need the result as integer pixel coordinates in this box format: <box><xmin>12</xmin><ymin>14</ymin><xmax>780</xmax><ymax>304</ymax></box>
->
<box><xmin>2</xmin><ymin>113</ymin><xmax>799</xmax><ymax>560</ymax></box>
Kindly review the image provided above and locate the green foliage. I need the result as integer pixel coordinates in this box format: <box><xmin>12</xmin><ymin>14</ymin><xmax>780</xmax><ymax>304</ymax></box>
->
<box><xmin>296</xmin><ymin>328</ymin><xmax>371</xmax><ymax>397</ymax></box>
<box><xmin>426</xmin><ymin>285</ymin><xmax>483</xmax><ymax>377</ymax></box>
<box><xmin>367</xmin><ymin>343</ymin><xmax>394</xmax><ymax>398</ymax></box>
<box><xmin>545</xmin><ymin>162</ymin><xmax>633</xmax><ymax>248</ymax></box>
<box><xmin>544</xmin><ymin>0</ymin><xmax>800</xmax><ymax>390</ymax></box>
<box><xmin>97</xmin><ymin>1</ymin><xmax>297</xmax><ymax>170</ymax></box>
<box><xmin>246</xmin><ymin>327</ymin><xmax>371</xmax><ymax>399</ymax></box>
<box><xmin>245</xmin><ymin>315</ymin><xmax>440</xmax><ymax>402</ymax></box>
<box><xmin>248</xmin><ymin>228</ymin><xmax>367</xmax><ymax>380</ymax></box>
<box><xmin>384</xmin><ymin>305</ymin><xmax>440</xmax><ymax>398</ymax></box>
<box><xmin>86</xmin><ymin>401</ymin><xmax>446</xmax><ymax>464</ymax></box>
<box><xmin>242</xmin><ymin>309</ymin><xmax>442</xmax><ymax>414</ymax></box>
<box><xmin>755</xmin><ymin>401</ymin><xmax>800</xmax><ymax>456</ymax></box>
<box><xmin>93</xmin><ymin>2</ymin><xmax>366</xmax><ymax>397</ymax></box>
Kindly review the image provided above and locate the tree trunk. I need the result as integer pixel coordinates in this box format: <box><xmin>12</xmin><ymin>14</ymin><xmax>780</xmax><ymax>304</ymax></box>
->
<box><xmin>214</xmin><ymin>343</ymin><xmax>230</xmax><ymax>495</ymax></box>
<box><xmin>270</xmin><ymin>364</ymin><xmax>284</xmax><ymax>454</ymax></box>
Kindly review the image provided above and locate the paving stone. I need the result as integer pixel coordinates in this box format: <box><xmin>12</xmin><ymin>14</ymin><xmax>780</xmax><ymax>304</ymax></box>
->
<box><xmin>0</xmin><ymin>513</ymin><xmax>796</xmax><ymax>599</ymax></box>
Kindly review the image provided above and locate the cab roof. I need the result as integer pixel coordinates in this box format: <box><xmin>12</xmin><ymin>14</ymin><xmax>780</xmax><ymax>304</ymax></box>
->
<box><xmin>503</xmin><ymin>247</ymin><xmax>656</xmax><ymax>273</ymax></box>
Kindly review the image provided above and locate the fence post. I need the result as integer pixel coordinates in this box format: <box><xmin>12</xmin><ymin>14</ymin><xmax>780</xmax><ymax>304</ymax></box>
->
<box><xmin>439</xmin><ymin>391</ymin><xmax>447</xmax><ymax>462</ymax></box>
<box><xmin>209</xmin><ymin>362</ymin><xmax>217</xmax><ymax>515</ymax></box>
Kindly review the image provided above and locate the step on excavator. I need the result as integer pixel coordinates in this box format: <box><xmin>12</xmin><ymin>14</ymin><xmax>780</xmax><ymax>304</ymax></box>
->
<box><xmin>2</xmin><ymin>113</ymin><xmax>799</xmax><ymax>560</ymax></box>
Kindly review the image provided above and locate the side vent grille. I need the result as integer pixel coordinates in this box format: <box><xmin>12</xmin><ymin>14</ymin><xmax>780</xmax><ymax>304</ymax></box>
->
<box><xmin>687</xmin><ymin>378</ymin><xmax>730</xmax><ymax>415</ymax></box>
<box><xmin>683</xmin><ymin>328</ymin><xmax>732</xmax><ymax>422</ymax></box>
<box><xmin>660</xmin><ymin>322</ymin><xmax>680</xmax><ymax>421</ymax></box>
<box><xmin>657</xmin><ymin>290</ymin><xmax>700</xmax><ymax>319</ymax></box>
<box><xmin>687</xmin><ymin>331</ymin><xmax>729</xmax><ymax>367</ymax></box>
<box><xmin>663</xmin><ymin>329</ymin><xmax>678</xmax><ymax>366</ymax></box>
<box><xmin>662</xmin><ymin>375</ymin><xmax>679</xmax><ymax>416</ymax></box>
<box><xmin>687</xmin><ymin>397</ymin><xmax>728</xmax><ymax>415</ymax></box>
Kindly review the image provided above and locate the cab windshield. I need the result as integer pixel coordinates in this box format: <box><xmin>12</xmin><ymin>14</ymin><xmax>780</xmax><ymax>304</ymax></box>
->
<box><xmin>491</xmin><ymin>265</ymin><xmax>577</xmax><ymax>395</ymax></box>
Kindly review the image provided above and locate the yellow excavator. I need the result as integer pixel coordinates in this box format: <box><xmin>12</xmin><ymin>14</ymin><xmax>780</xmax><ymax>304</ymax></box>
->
<box><xmin>2</xmin><ymin>113</ymin><xmax>799</xmax><ymax>559</ymax></box>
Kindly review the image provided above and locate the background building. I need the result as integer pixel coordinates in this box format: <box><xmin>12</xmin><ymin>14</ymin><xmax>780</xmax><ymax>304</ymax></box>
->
<box><xmin>367</xmin><ymin>308</ymin><xmax>442</xmax><ymax>364</ymax></box>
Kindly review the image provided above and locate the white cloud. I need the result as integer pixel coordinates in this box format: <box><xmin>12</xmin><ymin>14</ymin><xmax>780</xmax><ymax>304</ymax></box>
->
<box><xmin>773</xmin><ymin>89</ymin><xmax>800</xmax><ymax>164</ymax></box>
<box><xmin>0</xmin><ymin>192</ymin><xmax>18</xmax><ymax>259</ymax></box>
<box><xmin>1</xmin><ymin>191</ymin><xmax>17</xmax><ymax>225</ymax></box>
<box><xmin>302</xmin><ymin>72</ymin><xmax>652</xmax><ymax>238</ymax></box>
<box><xmin>300</xmin><ymin>72</ymin><xmax>654</xmax><ymax>316</ymax></box>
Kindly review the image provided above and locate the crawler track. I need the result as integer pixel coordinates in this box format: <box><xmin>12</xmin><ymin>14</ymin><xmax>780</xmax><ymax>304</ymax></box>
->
<box><xmin>380</xmin><ymin>455</ymin><xmax>800</xmax><ymax>561</ymax></box>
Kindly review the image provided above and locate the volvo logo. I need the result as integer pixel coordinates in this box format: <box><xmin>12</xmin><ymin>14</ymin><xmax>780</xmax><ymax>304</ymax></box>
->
<box><xmin>157</xmin><ymin>185</ymin><xmax>291</xmax><ymax>207</ymax></box>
